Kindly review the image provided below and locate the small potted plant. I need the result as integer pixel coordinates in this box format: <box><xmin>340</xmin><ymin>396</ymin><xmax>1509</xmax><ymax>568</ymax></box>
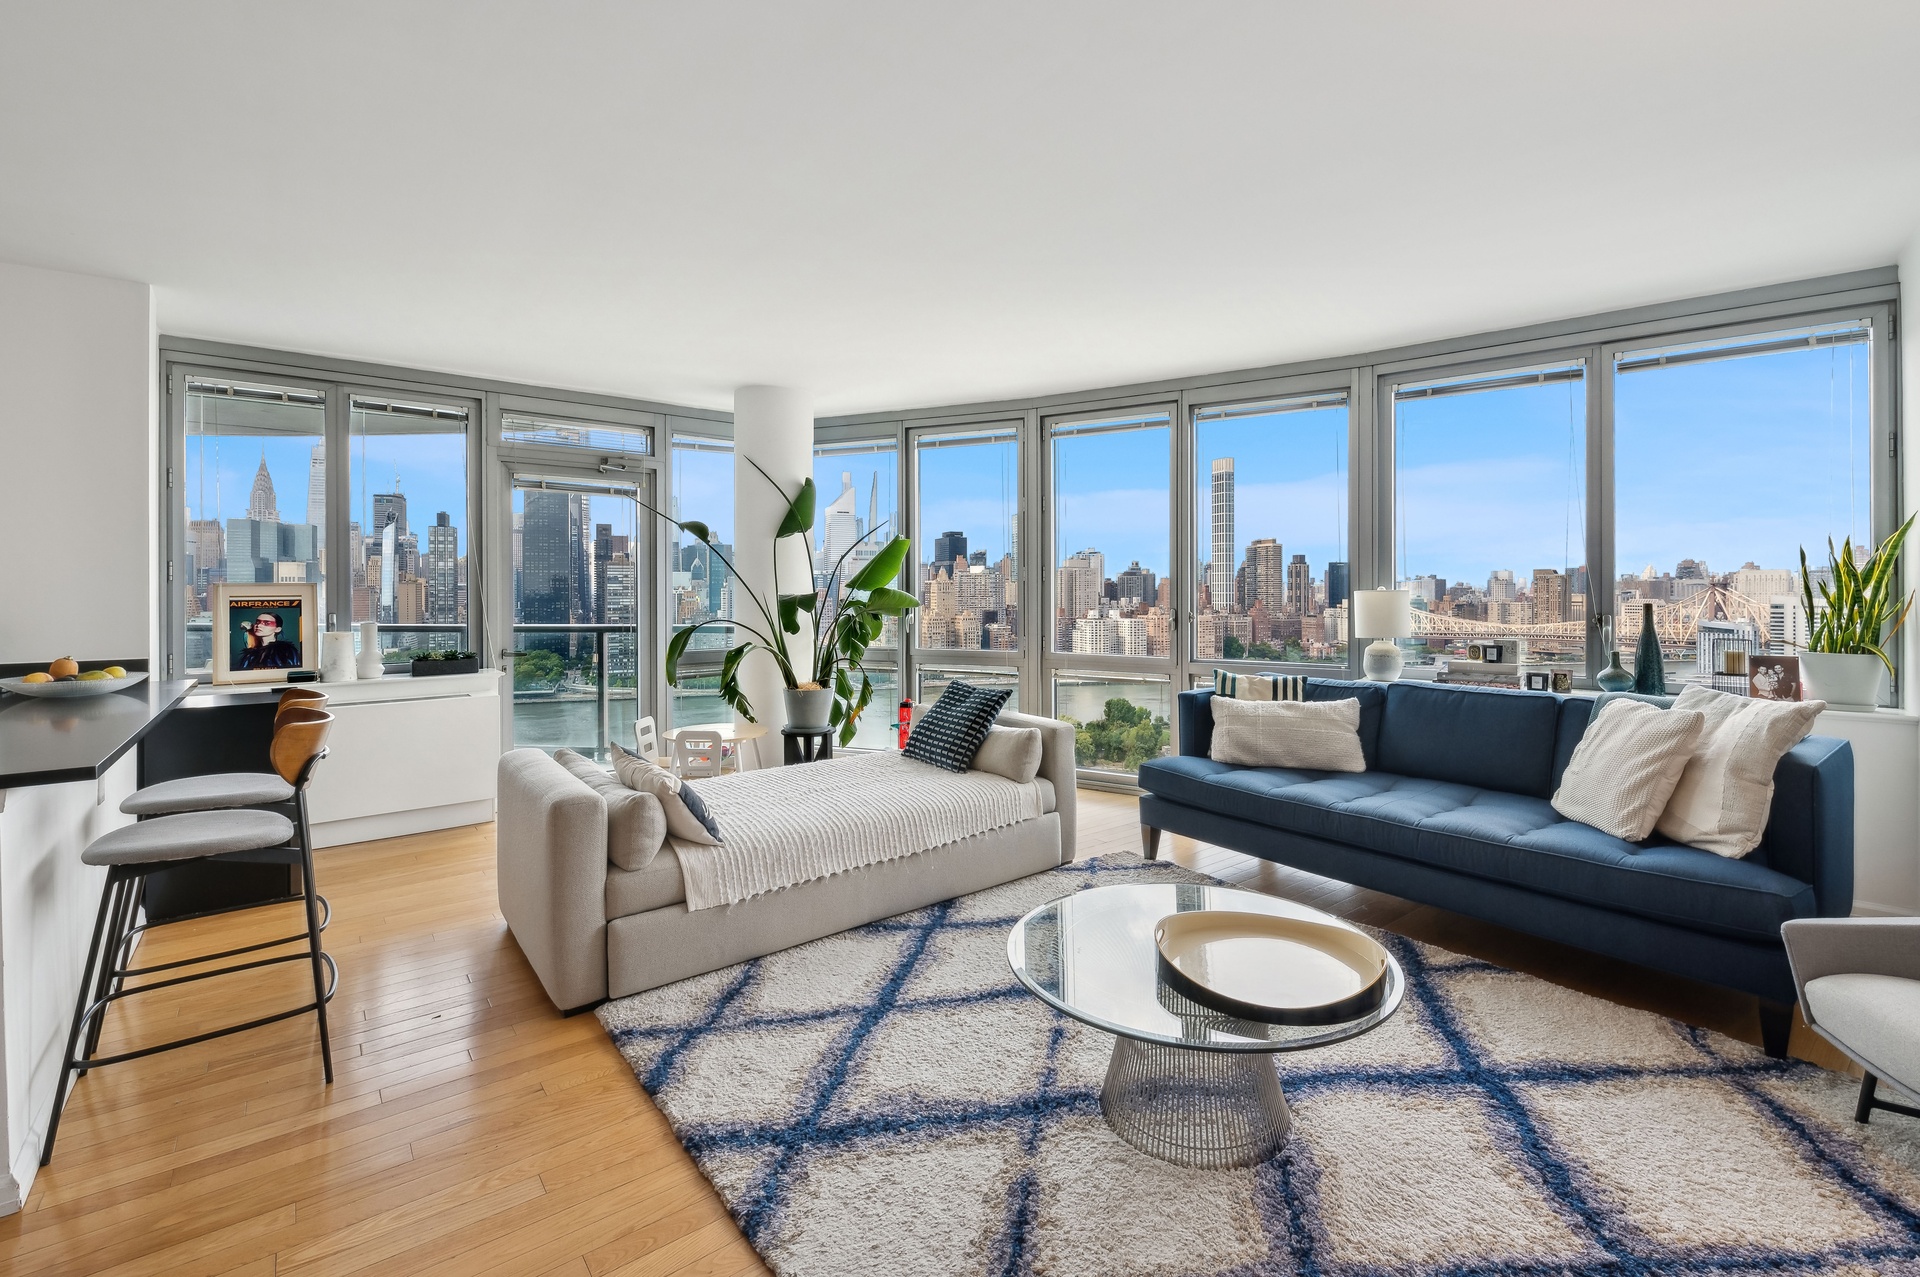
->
<box><xmin>409</xmin><ymin>649</ymin><xmax>481</xmax><ymax>677</ymax></box>
<box><xmin>1796</xmin><ymin>513</ymin><xmax>1915</xmax><ymax>712</ymax></box>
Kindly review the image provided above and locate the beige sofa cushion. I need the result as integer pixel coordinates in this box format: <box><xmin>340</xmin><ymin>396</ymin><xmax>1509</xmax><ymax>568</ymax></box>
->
<box><xmin>1655</xmin><ymin>684</ymin><xmax>1825</xmax><ymax>857</ymax></box>
<box><xmin>973</xmin><ymin>725</ymin><xmax>1043</xmax><ymax>784</ymax></box>
<box><xmin>607</xmin><ymin>846</ymin><xmax>687</xmax><ymax>917</ymax></box>
<box><xmin>554</xmin><ymin>749</ymin><xmax>667</xmax><ymax>871</ymax></box>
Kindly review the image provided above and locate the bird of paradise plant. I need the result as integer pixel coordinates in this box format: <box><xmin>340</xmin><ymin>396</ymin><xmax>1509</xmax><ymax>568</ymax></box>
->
<box><xmin>644</xmin><ymin>459</ymin><xmax>917</xmax><ymax>745</ymax></box>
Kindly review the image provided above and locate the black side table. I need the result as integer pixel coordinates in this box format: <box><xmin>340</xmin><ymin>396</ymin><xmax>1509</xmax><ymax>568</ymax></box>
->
<box><xmin>782</xmin><ymin>726</ymin><xmax>835</xmax><ymax>764</ymax></box>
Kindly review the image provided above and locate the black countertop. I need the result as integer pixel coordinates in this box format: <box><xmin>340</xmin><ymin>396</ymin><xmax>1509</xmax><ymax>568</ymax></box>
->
<box><xmin>0</xmin><ymin>678</ymin><xmax>197</xmax><ymax>788</ymax></box>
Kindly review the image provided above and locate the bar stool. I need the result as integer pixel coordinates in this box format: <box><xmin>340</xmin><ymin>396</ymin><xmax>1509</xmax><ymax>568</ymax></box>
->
<box><xmin>91</xmin><ymin>698</ymin><xmax>335</xmax><ymax>1061</ymax></box>
<box><xmin>119</xmin><ymin>687</ymin><xmax>327</xmax><ymax>817</ymax></box>
<box><xmin>41</xmin><ymin>710</ymin><xmax>337</xmax><ymax>1165</ymax></box>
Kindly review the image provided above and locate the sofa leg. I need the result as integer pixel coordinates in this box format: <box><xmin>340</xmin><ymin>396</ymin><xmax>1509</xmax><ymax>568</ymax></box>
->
<box><xmin>1757</xmin><ymin>1000</ymin><xmax>1793</xmax><ymax>1059</ymax></box>
<box><xmin>1141</xmin><ymin>825</ymin><xmax>1161</xmax><ymax>862</ymax></box>
<box><xmin>562</xmin><ymin>998</ymin><xmax>607</xmax><ymax>1018</ymax></box>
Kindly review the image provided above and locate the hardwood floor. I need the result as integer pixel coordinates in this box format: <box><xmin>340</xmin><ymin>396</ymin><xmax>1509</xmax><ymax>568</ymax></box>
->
<box><xmin>4</xmin><ymin>788</ymin><xmax>1849</xmax><ymax>1274</ymax></box>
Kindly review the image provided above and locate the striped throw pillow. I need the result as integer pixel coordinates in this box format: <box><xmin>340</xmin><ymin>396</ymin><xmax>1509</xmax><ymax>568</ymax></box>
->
<box><xmin>1212</xmin><ymin>671</ymin><xmax>1308</xmax><ymax>702</ymax></box>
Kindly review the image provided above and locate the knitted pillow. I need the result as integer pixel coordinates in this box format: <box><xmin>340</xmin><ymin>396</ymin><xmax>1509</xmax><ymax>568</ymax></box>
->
<box><xmin>1207</xmin><ymin>696</ymin><xmax>1366</xmax><ymax>772</ymax></box>
<box><xmin>1552</xmin><ymin>699</ymin><xmax>1706</xmax><ymax>842</ymax></box>
<box><xmin>903</xmin><ymin>682</ymin><xmax>1012</xmax><ymax>772</ymax></box>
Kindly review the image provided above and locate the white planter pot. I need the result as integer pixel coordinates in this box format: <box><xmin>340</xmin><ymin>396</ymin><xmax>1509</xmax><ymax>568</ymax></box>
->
<box><xmin>1798</xmin><ymin>651</ymin><xmax>1883</xmax><ymax>712</ymax></box>
<box><xmin>783</xmin><ymin>686</ymin><xmax>834</xmax><ymax>732</ymax></box>
<box><xmin>320</xmin><ymin>631</ymin><xmax>357</xmax><ymax>682</ymax></box>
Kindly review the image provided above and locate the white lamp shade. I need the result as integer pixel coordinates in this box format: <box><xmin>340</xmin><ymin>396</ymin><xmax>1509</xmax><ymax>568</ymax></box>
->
<box><xmin>1353</xmin><ymin>588</ymin><xmax>1413</xmax><ymax>639</ymax></box>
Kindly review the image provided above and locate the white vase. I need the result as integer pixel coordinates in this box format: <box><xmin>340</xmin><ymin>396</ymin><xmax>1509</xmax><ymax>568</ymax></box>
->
<box><xmin>1798</xmin><ymin>651</ymin><xmax>1882</xmax><ymax>712</ymax></box>
<box><xmin>355</xmin><ymin>621</ymin><xmax>384</xmax><ymax>680</ymax></box>
<box><xmin>320</xmin><ymin>631</ymin><xmax>357</xmax><ymax>682</ymax></box>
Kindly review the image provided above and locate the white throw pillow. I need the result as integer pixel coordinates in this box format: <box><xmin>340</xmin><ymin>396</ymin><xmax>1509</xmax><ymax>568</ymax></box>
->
<box><xmin>1654</xmin><ymin>685</ymin><xmax>1826</xmax><ymax>857</ymax></box>
<box><xmin>972</xmin><ymin>725</ymin><xmax>1043</xmax><ymax>784</ymax></box>
<box><xmin>609</xmin><ymin>743</ymin><xmax>723</xmax><ymax>845</ymax></box>
<box><xmin>1208</xmin><ymin>696</ymin><xmax>1366</xmax><ymax>772</ymax></box>
<box><xmin>554</xmin><ymin>749</ymin><xmax>668</xmax><ymax>870</ymax></box>
<box><xmin>1552</xmin><ymin>699</ymin><xmax>1706</xmax><ymax>842</ymax></box>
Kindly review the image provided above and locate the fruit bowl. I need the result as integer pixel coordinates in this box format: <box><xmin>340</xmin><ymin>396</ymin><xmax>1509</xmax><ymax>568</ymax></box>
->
<box><xmin>0</xmin><ymin>672</ymin><xmax>148</xmax><ymax>699</ymax></box>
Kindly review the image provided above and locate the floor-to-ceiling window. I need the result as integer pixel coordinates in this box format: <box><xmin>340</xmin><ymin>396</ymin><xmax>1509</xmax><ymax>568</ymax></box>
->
<box><xmin>912</xmin><ymin>422</ymin><xmax>1024</xmax><ymax>713</ymax></box>
<box><xmin>1611</xmin><ymin>319</ymin><xmax>1877</xmax><ymax>681</ymax></box>
<box><xmin>814</xmin><ymin>435</ymin><xmax>901</xmax><ymax>747</ymax></box>
<box><xmin>1047</xmin><ymin>407</ymin><xmax>1175</xmax><ymax>776</ymax></box>
<box><xmin>179</xmin><ymin>377</ymin><xmax>330</xmax><ymax>677</ymax></box>
<box><xmin>1389</xmin><ymin>360</ymin><xmax>1590</xmax><ymax>675</ymax></box>
<box><xmin>1191</xmin><ymin>390</ymin><xmax>1351</xmax><ymax>670</ymax></box>
<box><xmin>350</xmin><ymin>395</ymin><xmax>471</xmax><ymax>665</ymax></box>
<box><xmin>667</xmin><ymin>431</ymin><xmax>736</xmax><ymax>725</ymax></box>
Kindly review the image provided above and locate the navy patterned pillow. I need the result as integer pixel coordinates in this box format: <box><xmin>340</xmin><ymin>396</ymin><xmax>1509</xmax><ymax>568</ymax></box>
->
<box><xmin>903</xmin><ymin>682</ymin><xmax>1013</xmax><ymax>772</ymax></box>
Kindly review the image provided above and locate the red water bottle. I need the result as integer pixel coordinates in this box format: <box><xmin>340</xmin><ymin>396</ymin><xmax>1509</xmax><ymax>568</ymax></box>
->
<box><xmin>896</xmin><ymin>699</ymin><xmax>913</xmax><ymax>749</ymax></box>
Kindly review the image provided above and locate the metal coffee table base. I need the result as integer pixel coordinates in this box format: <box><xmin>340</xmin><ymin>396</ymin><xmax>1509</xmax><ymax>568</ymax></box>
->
<box><xmin>1100</xmin><ymin>1036</ymin><xmax>1292</xmax><ymax>1168</ymax></box>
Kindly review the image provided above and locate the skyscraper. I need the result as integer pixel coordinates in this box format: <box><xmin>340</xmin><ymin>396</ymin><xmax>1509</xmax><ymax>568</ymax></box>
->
<box><xmin>247</xmin><ymin>453</ymin><xmax>278</xmax><ymax>522</ymax></box>
<box><xmin>1245</xmin><ymin>538</ymin><xmax>1285</xmax><ymax>614</ymax></box>
<box><xmin>1209</xmin><ymin>457</ymin><xmax>1235</xmax><ymax>612</ymax></box>
<box><xmin>1326</xmin><ymin>561</ymin><xmax>1350</xmax><ymax>609</ymax></box>
<box><xmin>1286</xmin><ymin>554</ymin><xmax>1311</xmax><ymax>616</ymax></box>
<box><xmin>1057</xmin><ymin>548</ymin><xmax>1105</xmax><ymax>620</ymax></box>
<box><xmin>1531</xmin><ymin>568</ymin><xmax>1570</xmax><ymax>623</ymax></box>
<box><xmin>520</xmin><ymin>490</ymin><xmax>587</xmax><ymax>625</ymax></box>
<box><xmin>933</xmin><ymin>531</ymin><xmax>968</xmax><ymax>567</ymax></box>
<box><xmin>822</xmin><ymin>472</ymin><xmax>861</xmax><ymax>579</ymax></box>
<box><xmin>306</xmin><ymin>441</ymin><xmax>325</xmax><ymax>526</ymax></box>
<box><xmin>427</xmin><ymin>512</ymin><xmax>459</xmax><ymax>624</ymax></box>
<box><xmin>593</xmin><ymin>522</ymin><xmax>613</xmax><ymax>622</ymax></box>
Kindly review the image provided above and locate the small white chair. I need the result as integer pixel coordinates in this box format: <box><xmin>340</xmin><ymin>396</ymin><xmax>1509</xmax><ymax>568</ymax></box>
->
<box><xmin>634</xmin><ymin>715</ymin><xmax>663</xmax><ymax>765</ymax></box>
<box><xmin>673</xmin><ymin>730</ymin><xmax>725</xmax><ymax>779</ymax></box>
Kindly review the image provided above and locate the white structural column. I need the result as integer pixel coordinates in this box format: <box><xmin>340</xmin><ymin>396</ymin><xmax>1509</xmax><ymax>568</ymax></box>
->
<box><xmin>732</xmin><ymin>386</ymin><xmax>815</xmax><ymax>766</ymax></box>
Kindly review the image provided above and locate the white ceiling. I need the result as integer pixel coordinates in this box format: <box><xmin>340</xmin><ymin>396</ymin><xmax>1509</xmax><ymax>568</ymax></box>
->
<box><xmin>3</xmin><ymin>3</ymin><xmax>1919</xmax><ymax>416</ymax></box>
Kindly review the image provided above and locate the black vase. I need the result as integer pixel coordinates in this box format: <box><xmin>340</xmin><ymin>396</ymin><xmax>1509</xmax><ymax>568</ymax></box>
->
<box><xmin>1632</xmin><ymin>601</ymin><xmax>1667</xmax><ymax>695</ymax></box>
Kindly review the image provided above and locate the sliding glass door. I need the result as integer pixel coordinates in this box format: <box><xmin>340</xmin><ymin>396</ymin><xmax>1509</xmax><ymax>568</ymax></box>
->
<box><xmin>911</xmin><ymin>421</ymin><xmax>1025</xmax><ymax>716</ymax></box>
<box><xmin>506</xmin><ymin>468</ymin><xmax>654</xmax><ymax>760</ymax></box>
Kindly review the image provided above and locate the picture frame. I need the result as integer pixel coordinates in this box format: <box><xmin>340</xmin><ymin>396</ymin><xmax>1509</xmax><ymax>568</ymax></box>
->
<box><xmin>1551</xmin><ymin>670</ymin><xmax>1572</xmax><ymax>694</ymax></box>
<box><xmin>1749</xmin><ymin>654</ymin><xmax>1801</xmax><ymax>702</ymax></box>
<box><xmin>211</xmin><ymin>582</ymin><xmax>320</xmax><ymax>685</ymax></box>
<box><xmin>1523</xmin><ymin>671</ymin><xmax>1551</xmax><ymax>691</ymax></box>
<box><xmin>1466</xmin><ymin>643</ymin><xmax>1484</xmax><ymax>661</ymax></box>
<box><xmin>1481</xmin><ymin>642</ymin><xmax>1505</xmax><ymax>663</ymax></box>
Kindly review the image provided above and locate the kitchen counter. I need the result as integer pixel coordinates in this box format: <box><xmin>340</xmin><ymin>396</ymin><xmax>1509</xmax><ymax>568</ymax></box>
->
<box><xmin>0</xmin><ymin>678</ymin><xmax>196</xmax><ymax>788</ymax></box>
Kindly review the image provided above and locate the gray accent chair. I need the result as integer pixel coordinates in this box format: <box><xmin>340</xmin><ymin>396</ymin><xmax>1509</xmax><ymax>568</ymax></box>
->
<box><xmin>1783</xmin><ymin>917</ymin><xmax>1920</xmax><ymax>1123</ymax></box>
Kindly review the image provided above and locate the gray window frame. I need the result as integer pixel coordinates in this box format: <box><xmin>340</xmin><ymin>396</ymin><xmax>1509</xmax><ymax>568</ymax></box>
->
<box><xmin>816</xmin><ymin>268</ymin><xmax>1903</xmax><ymax>761</ymax></box>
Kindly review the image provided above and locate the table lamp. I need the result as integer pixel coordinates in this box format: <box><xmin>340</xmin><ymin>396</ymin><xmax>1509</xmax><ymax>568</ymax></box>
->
<box><xmin>1354</xmin><ymin>588</ymin><xmax>1412</xmax><ymax>681</ymax></box>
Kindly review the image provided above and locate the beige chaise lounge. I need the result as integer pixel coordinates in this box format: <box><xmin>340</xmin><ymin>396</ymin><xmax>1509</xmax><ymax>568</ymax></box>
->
<box><xmin>497</xmin><ymin>711</ymin><xmax>1077</xmax><ymax>1012</ymax></box>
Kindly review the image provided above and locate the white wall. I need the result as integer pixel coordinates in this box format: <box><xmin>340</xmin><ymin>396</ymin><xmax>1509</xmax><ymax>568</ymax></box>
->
<box><xmin>732</xmin><ymin>386</ymin><xmax>814</xmax><ymax>768</ymax></box>
<box><xmin>0</xmin><ymin>260</ymin><xmax>156</xmax><ymax>664</ymax></box>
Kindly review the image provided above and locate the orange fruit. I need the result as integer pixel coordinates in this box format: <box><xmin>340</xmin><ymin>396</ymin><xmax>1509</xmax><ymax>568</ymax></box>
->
<box><xmin>48</xmin><ymin>656</ymin><xmax>79</xmax><ymax>678</ymax></box>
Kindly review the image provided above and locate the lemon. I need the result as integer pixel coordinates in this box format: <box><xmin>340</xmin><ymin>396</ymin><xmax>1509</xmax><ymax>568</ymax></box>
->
<box><xmin>77</xmin><ymin>670</ymin><xmax>111</xmax><ymax>681</ymax></box>
<box><xmin>22</xmin><ymin>671</ymin><xmax>52</xmax><ymax>684</ymax></box>
<box><xmin>103</xmin><ymin>665</ymin><xmax>127</xmax><ymax>679</ymax></box>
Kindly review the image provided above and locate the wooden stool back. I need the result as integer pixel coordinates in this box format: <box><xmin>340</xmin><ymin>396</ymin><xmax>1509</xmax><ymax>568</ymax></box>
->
<box><xmin>270</xmin><ymin>708</ymin><xmax>334</xmax><ymax>787</ymax></box>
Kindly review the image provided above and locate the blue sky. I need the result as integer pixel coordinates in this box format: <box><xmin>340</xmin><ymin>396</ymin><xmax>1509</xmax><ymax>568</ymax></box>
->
<box><xmin>917</xmin><ymin>435</ymin><xmax>1018</xmax><ymax>566</ymax></box>
<box><xmin>185</xmin><ymin>428</ymin><xmax>470</xmax><ymax>556</ymax></box>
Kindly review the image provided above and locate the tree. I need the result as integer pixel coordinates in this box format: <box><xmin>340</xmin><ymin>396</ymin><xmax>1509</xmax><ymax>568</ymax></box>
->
<box><xmin>1071</xmin><ymin>696</ymin><xmax>1171</xmax><ymax>770</ymax></box>
<box><xmin>1246</xmin><ymin>641</ymin><xmax>1280</xmax><ymax>661</ymax></box>
<box><xmin>1221</xmin><ymin>635</ymin><xmax>1245</xmax><ymax>660</ymax></box>
<box><xmin>513</xmin><ymin>648</ymin><xmax>563</xmax><ymax>691</ymax></box>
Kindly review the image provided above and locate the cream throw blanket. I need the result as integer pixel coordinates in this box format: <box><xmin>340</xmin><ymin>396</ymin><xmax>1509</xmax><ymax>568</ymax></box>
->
<box><xmin>671</xmin><ymin>752</ymin><xmax>1046</xmax><ymax>910</ymax></box>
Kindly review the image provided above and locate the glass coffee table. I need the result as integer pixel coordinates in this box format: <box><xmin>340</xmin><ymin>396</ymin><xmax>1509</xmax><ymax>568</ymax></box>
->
<box><xmin>1008</xmin><ymin>881</ymin><xmax>1404</xmax><ymax>1168</ymax></box>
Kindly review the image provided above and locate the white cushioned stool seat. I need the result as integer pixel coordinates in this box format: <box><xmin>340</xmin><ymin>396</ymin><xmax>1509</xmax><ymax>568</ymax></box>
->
<box><xmin>121</xmin><ymin>772</ymin><xmax>295</xmax><ymax>816</ymax></box>
<box><xmin>1803</xmin><ymin>973</ymin><xmax>1920</xmax><ymax>1089</ymax></box>
<box><xmin>83</xmin><ymin>810</ymin><xmax>295</xmax><ymax>866</ymax></box>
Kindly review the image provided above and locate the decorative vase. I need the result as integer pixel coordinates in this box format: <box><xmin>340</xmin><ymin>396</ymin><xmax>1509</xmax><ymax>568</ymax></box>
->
<box><xmin>1798</xmin><ymin>652</ymin><xmax>1881</xmax><ymax>712</ymax></box>
<box><xmin>355</xmin><ymin>621</ymin><xmax>384</xmax><ymax>680</ymax></box>
<box><xmin>1361</xmin><ymin>639</ymin><xmax>1405</xmax><ymax>681</ymax></box>
<box><xmin>320</xmin><ymin>631</ymin><xmax>357</xmax><ymax>683</ymax></box>
<box><xmin>1631</xmin><ymin>602</ymin><xmax>1666</xmax><ymax>695</ymax></box>
<box><xmin>1595</xmin><ymin>651</ymin><xmax>1634</xmax><ymax>692</ymax></box>
<box><xmin>783</xmin><ymin>685</ymin><xmax>834</xmax><ymax>732</ymax></box>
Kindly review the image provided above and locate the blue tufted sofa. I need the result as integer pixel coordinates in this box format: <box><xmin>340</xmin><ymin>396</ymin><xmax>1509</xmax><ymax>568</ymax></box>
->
<box><xmin>1137</xmin><ymin>678</ymin><xmax>1854</xmax><ymax>1056</ymax></box>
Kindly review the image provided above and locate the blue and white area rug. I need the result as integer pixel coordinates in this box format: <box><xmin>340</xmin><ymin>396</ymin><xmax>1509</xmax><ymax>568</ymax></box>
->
<box><xmin>598</xmin><ymin>854</ymin><xmax>1920</xmax><ymax>1276</ymax></box>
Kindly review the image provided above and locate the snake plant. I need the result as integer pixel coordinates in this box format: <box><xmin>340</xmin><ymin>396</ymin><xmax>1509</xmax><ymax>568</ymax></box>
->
<box><xmin>1799</xmin><ymin>512</ymin><xmax>1916</xmax><ymax>677</ymax></box>
<box><xmin>646</xmin><ymin>459</ymin><xmax>917</xmax><ymax>745</ymax></box>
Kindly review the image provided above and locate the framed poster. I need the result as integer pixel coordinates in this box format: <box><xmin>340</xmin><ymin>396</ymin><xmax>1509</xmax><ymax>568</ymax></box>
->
<box><xmin>211</xmin><ymin>582</ymin><xmax>320</xmax><ymax>684</ymax></box>
<box><xmin>1749</xmin><ymin>654</ymin><xmax>1801</xmax><ymax>702</ymax></box>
